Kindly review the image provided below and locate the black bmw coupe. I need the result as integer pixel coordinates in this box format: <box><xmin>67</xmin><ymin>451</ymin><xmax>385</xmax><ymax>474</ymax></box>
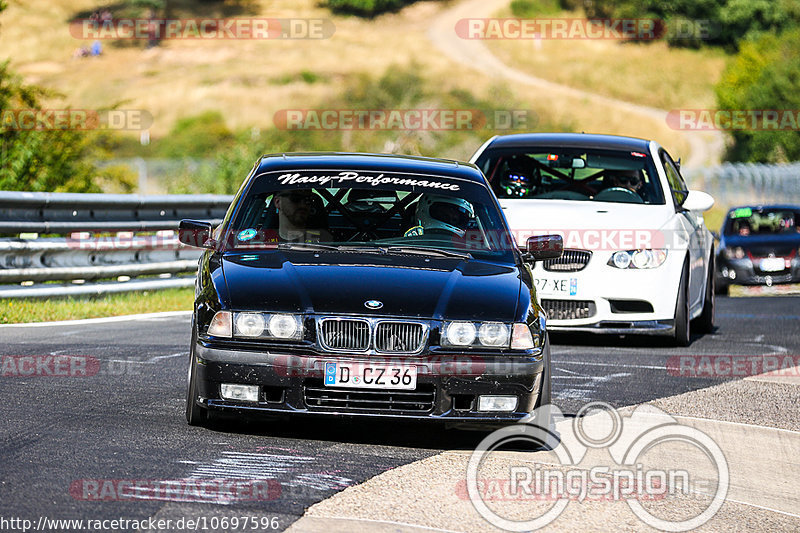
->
<box><xmin>179</xmin><ymin>153</ymin><xmax>562</xmax><ymax>428</ymax></box>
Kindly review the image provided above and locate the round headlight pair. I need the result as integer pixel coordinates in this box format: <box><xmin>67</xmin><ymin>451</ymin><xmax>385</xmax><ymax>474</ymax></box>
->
<box><xmin>610</xmin><ymin>249</ymin><xmax>667</xmax><ymax>269</ymax></box>
<box><xmin>235</xmin><ymin>313</ymin><xmax>298</xmax><ymax>338</ymax></box>
<box><xmin>445</xmin><ymin>321</ymin><xmax>509</xmax><ymax>347</ymax></box>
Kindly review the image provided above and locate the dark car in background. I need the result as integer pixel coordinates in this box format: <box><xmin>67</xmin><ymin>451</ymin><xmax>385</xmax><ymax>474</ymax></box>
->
<box><xmin>716</xmin><ymin>205</ymin><xmax>800</xmax><ymax>294</ymax></box>
<box><xmin>178</xmin><ymin>153</ymin><xmax>562</xmax><ymax>429</ymax></box>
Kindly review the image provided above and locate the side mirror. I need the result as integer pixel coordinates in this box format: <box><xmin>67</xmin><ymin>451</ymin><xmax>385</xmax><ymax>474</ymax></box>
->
<box><xmin>681</xmin><ymin>190</ymin><xmax>714</xmax><ymax>212</ymax></box>
<box><xmin>525</xmin><ymin>234</ymin><xmax>563</xmax><ymax>261</ymax></box>
<box><xmin>178</xmin><ymin>219</ymin><xmax>214</xmax><ymax>248</ymax></box>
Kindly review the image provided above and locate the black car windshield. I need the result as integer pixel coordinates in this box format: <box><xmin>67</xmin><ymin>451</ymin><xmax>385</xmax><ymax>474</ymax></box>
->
<box><xmin>224</xmin><ymin>169</ymin><xmax>516</xmax><ymax>262</ymax></box>
<box><xmin>474</xmin><ymin>147</ymin><xmax>665</xmax><ymax>204</ymax></box>
<box><xmin>723</xmin><ymin>207</ymin><xmax>800</xmax><ymax>236</ymax></box>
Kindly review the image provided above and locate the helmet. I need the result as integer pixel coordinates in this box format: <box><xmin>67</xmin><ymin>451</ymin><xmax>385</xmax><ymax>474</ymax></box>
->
<box><xmin>499</xmin><ymin>155</ymin><xmax>539</xmax><ymax>198</ymax></box>
<box><xmin>415</xmin><ymin>195</ymin><xmax>475</xmax><ymax>237</ymax></box>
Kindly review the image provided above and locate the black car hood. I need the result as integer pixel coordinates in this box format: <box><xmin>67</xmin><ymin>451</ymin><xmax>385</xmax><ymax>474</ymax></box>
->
<box><xmin>220</xmin><ymin>251</ymin><xmax>522</xmax><ymax>321</ymax></box>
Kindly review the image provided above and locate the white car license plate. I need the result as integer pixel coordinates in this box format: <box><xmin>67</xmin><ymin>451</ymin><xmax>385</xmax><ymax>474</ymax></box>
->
<box><xmin>760</xmin><ymin>257</ymin><xmax>785</xmax><ymax>272</ymax></box>
<box><xmin>324</xmin><ymin>362</ymin><xmax>417</xmax><ymax>390</ymax></box>
<box><xmin>533</xmin><ymin>277</ymin><xmax>578</xmax><ymax>296</ymax></box>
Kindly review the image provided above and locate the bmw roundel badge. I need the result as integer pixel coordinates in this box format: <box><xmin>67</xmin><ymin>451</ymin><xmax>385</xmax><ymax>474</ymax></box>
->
<box><xmin>365</xmin><ymin>300</ymin><xmax>383</xmax><ymax>310</ymax></box>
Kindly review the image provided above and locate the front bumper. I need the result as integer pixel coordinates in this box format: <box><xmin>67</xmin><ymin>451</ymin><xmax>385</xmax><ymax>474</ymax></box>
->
<box><xmin>191</xmin><ymin>341</ymin><xmax>546</xmax><ymax>424</ymax></box>
<box><xmin>532</xmin><ymin>252</ymin><xmax>683</xmax><ymax>335</ymax></box>
<box><xmin>717</xmin><ymin>256</ymin><xmax>800</xmax><ymax>286</ymax></box>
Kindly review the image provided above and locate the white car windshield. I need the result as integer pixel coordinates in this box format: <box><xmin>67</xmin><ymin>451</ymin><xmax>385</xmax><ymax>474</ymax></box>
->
<box><xmin>475</xmin><ymin>148</ymin><xmax>666</xmax><ymax>205</ymax></box>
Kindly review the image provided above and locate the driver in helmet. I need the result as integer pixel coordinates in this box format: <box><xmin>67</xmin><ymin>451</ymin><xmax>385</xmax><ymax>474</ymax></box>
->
<box><xmin>498</xmin><ymin>155</ymin><xmax>539</xmax><ymax>198</ymax></box>
<box><xmin>405</xmin><ymin>194</ymin><xmax>475</xmax><ymax>238</ymax></box>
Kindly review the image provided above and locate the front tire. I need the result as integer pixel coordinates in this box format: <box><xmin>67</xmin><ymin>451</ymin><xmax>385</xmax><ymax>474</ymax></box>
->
<box><xmin>672</xmin><ymin>264</ymin><xmax>691</xmax><ymax>347</ymax></box>
<box><xmin>185</xmin><ymin>326</ymin><xmax>209</xmax><ymax>426</ymax></box>
<box><xmin>694</xmin><ymin>254</ymin><xmax>715</xmax><ymax>334</ymax></box>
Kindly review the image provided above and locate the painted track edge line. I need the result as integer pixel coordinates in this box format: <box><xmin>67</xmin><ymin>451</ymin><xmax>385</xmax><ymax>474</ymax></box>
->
<box><xmin>0</xmin><ymin>310</ymin><xmax>192</xmax><ymax>328</ymax></box>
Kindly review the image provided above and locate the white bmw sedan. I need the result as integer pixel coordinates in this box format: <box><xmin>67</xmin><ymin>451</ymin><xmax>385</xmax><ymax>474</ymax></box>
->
<box><xmin>470</xmin><ymin>133</ymin><xmax>715</xmax><ymax>346</ymax></box>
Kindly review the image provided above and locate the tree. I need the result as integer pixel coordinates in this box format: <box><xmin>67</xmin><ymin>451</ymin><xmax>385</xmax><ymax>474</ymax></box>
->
<box><xmin>715</xmin><ymin>30</ymin><xmax>800</xmax><ymax>162</ymax></box>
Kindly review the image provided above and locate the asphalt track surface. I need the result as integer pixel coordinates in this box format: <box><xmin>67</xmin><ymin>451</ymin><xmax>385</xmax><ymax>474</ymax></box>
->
<box><xmin>1</xmin><ymin>295</ymin><xmax>798</xmax><ymax>532</ymax></box>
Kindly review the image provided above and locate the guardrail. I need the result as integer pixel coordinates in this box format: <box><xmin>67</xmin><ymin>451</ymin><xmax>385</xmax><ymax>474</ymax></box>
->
<box><xmin>0</xmin><ymin>191</ymin><xmax>232</xmax><ymax>299</ymax></box>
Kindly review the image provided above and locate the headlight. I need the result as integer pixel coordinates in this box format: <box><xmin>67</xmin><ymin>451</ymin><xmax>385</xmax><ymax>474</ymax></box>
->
<box><xmin>443</xmin><ymin>321</ymin><xmax>532</xmax><ymax>350</ymax></box>
<box><xmin>229</xmin><ymin>312</ymin><xmax>303</xmax><ymax>340</ymax></box>
<box><xmin>478</xmin><ymin>322</ymin><xmax>510</xmax><ymax>347</ymax></box>
<box><xmin>235</xmin><ymin>312</ymin><xmax>265</xmax><ymax>337</ymax></box>
<box><xmin>207</xmin><ymin>310</ymin><xmax>232</xmax><ymax>337</ymax></box>
<box><xmin>444</xmin><ymin>321</ymin><xmax>477</xmax><ymax>346</ymax></box>
<box><xmin>268</xmin><ymin>314</ymin><xmax>300</xmax><ymax>339</ymax></box>
<box><xmin>724</xmin><ymin>247</ymin><xmax>745</xmax><ymax>260</ymax></box>
<box><xmin>608</xmin><ymin>249</ymin><xmax>667</xmax><ymax>269</ymax></box>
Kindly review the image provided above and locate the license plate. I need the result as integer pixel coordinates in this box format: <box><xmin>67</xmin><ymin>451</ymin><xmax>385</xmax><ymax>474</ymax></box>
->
<box><xmin>324</xmin><ymin>362</ymin><xmax>417</xmax><ymax>390</ymax></box>
<box><xmin>534</xmin><ymin>277</ymin><xmax>578</xmax><ymax>296</ymax></box>
<box><xmin>760</xmin><ymin>257</ymin><xmax>785</xmax><ymax>272</ymax></box>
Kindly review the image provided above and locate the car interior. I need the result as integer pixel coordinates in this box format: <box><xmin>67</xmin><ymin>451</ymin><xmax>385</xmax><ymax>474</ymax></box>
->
<box><xmin>481</xmin><ymin>150</ymin><xmax>665</xmax><ymax>204</ymax></box>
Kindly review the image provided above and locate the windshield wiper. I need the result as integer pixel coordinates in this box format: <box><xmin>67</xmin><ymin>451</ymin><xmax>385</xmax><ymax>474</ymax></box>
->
<box><xmin>385</xmin><ymin>246</ymin><xmax>471</xmax><ymax>259</ymax></box>
<box><xmin>277</xmin><ymin>242</ymin><xmax>341</xmax><ymax>252</ymax></box>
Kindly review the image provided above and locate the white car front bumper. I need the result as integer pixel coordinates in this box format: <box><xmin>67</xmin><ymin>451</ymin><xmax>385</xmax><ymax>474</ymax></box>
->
<box><xmin>531</xmin><ymin>249</ymin><xmax>684</xmax><ymax>335</ymax></box>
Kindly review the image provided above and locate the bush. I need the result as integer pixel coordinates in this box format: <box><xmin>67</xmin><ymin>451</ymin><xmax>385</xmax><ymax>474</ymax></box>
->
<box><xmin>326</xmin><ymin>0</ymin><xmax>417</xmax><ymax>17</ymax></box>
<box><xmin>716</xmin><ymin>30</ymin><xmax>800</xmax><ymax>162</ymax></box>
<box><xmin>510</xmin><ymin>0</ymin><xmax>562</xmax><ymax>17</ymax></box>
<box><xmin>155</xmin><ymin>110</ymin><xmax>235</xmax><ymax>159</ymax></box>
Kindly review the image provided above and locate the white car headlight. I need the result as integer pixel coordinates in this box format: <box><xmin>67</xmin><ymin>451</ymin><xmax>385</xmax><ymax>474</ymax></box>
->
<box><xmin>608</xmin><ymin>249</ymin><xmax>667</xmax><ymax>269</ymax></box>
<box><xmin>444</xmin><ymin>321</ymin><xmax>477</xmax><ymax>346</ymax></box>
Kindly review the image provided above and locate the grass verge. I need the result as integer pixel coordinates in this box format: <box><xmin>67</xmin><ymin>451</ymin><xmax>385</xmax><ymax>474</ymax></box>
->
<box><xmin>487</xmin><ymin>6</ymin><xmax>728</xmax><ymax>111</ymax></box>
<box><xmin>0</xmin><ymin>287</ymin><xmax>193</xmax><ymax>324</ymax></box>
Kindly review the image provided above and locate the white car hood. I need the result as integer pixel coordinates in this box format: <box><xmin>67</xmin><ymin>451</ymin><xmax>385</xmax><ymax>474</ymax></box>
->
<box><xmin>499</xmin><ymin>199</ymin><xmax>671</xmax><ymax>250</ymax></box>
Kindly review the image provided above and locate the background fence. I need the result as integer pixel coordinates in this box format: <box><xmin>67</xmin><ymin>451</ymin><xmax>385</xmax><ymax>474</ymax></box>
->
<box><xmin>684</xmin><ymin>162</ymin><xmax>800</xmax><ymax>207</ymax></box>
<box><xmin>0</xmin><ymin>161</ymin><xmax>797</xmax><ymax>298</ymax></box>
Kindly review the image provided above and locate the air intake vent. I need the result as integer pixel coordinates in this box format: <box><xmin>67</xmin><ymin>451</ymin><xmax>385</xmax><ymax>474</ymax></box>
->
<box><xmin>542</xmin><ymin>249</ymin><xmax>591</xmax><ymax>272</ymax></box>
<box><xmin>541</xmin><ymin>299</ymin><xmax>596</xmax><ymax>320</ymax></box>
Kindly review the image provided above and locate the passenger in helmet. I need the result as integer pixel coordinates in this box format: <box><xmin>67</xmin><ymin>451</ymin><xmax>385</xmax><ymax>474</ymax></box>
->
<box><xmin>409</xmin><ymin>194</ymin><xmax>475</xmax><ymax>238</ymax></box>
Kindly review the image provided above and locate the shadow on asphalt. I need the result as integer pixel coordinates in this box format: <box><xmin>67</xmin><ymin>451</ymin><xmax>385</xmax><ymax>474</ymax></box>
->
<box><xmin>199</xmin><ymin>413</ymin><xmax>555</xmax><ymax>452</ymax></box>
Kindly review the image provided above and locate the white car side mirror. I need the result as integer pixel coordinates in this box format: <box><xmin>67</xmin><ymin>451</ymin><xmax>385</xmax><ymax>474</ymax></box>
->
<box><xmin>681</xmin><ymin>190</ymin><xmax>714</xmax><ymax>212</ymax></box>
